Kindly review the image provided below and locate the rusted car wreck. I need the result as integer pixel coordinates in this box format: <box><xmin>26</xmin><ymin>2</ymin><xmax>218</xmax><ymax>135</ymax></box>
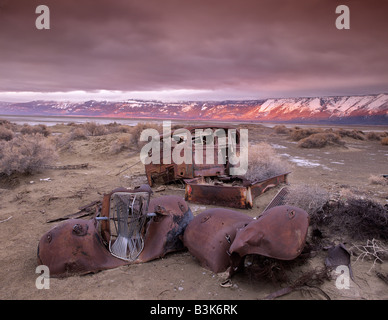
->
<box><xmin>144</xmin><ymin>125</ymin><xmax>242</xmax><ymax>186</ymax></box>
<box><xmin>37</xmin><ymin>184</ymin><xmax>309</xmax><ymax>278</ymax></box>
<box><xmin>183</xmin><ymin>205</ymin><xmax>309</xmax><ymax>275</ymax></box>
<box><xmin>37</xmin><ymin>125</ymin><xmax>306</xmax><ymax>278</ymax></box>
<box><xmin>144</xmin><ymin>125</ymin><xmax>289</xmax><ymax>208</ymax></box>
<box><xmin>37</xmin><ymin>185</ymin><xmax>194</xmax><ymax>277</ymax></box>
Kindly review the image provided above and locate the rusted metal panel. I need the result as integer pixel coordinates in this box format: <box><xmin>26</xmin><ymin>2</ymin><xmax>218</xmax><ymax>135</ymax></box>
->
<box><xmin>183</xmin><ymin>208</ymin><xmax>253</xmax><ymax>273</ymax></box>
<box><xmin>249</xmin><ymin>173</ymin><xmax>290</xmax><ymax>199</ymax></box>
<box><xmin>184</xmin><ymin>205</ymin><xmax>309</xmax><ymax>275</ymax></box>
<box><xmin>145</xmin><ymin>125</ymin><xmax>240</xmax><ymax>186</ymax></box>
<box><xmin>37</xmin><ymin>218</ymin><xmax>128</xmax><ymax>277</ymax></box>
<box><xmin>229</xmin><ymin>205</ymin><xmax>309</xmax><ymax>261</ymax></box>
<box><xmin>37</xmin><ymin>189</ymin><xmax>193</xmax><ymax>277</ymax></box>
<box><xmin>184</xmin><ymin>173</ymin><xmax>290</xmax><ymax>209</ymax></box>
<box><xmin>185</xmin><ymin>177</ymin><xmax>249</xmax><ymax>209</ymax></box>
<box><xmin>138</xmin><ymin>195</ymin><xmax>193</xmax><ymax>262</ymax></box>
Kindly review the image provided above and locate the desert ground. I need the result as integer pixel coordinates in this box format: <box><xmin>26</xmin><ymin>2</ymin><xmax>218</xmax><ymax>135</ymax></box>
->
<box><xmin>0</xmin><ymin>120</ymin><xmax>387</xmax><ymax>300</ymax></box>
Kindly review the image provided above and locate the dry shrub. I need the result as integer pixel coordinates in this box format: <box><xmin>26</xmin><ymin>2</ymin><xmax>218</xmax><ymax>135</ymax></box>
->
<box><xmin>368</xmin><ymin>174</ymin><xmax>388</xmax><ymax>186</ymax></box>
<box><xmin>381</xmin><ymin>137</ymin><xmax>388</xmax><ymax>145</ymax></box>
<box><xmin>244</xmin><ymin>142</ymin><xmax>291</xmax><ymax>182</ymax></box>
<box><xmin>327</xmin><ymin>197</ymin><xmax>388</xmax><ymax>241</ymax></box>
<box><xmin>81</xmin><ymin>122</ymin><xmax>108</xmax><ymax>136</ymax></box>
<box><xmin>0</xmin><ymin>126</ymin><xmax>14</xmax><ymax>141</ymax></box>
<box><xmin>243</xmin><ymin>253</ymin><xmax>310</xmax><ymax>285</ymax></box>
<box><xmin>273</xmin><ymin>124</ymin><xmax>290</xmax><ymax>134</ymax></box>
<box><xmin>0</xmin><ymin>119</ymin><xmax>17</xmax><ymax>131</ymax></box>
<box><xmin>69</xmin><ymin>127</ymin><xmax>88</xmax><ymax>140</ymax></box>
<box><xmin>335</xmin><ymin>129</ymin><xmax>365</xmax><ymax>140</ymax></box>
<box><xmin>289</xmin><ymin>128</ymin><xmax>323</xmax><ymax>141</ymax></box>
<box><xmin>105</xmin><ymin>122</ymin><xmax>131</xmax><ymax>133</ymax></box>
<box><xmin>285</xmin><ymin>185</ymin><xmax>388</xmax><ymax>241</ymax></box>
<box><xmin>284</xmin><ymin>184</ymin><xmax>330</xmax><ymax>223</ymax></box>
<box><xmin>109</xmin><ymin>134</ymin><xmax>133</xmax><ymax>154</ymax></box>
<box><xmin>297</xmin><ymin>132</ymin><xmax>343</xmax><ymax>149</ymax></box>
<box><xmin>366</xmin><ymin>131</ymin><xmax>382</xmax><ymax>141</ymax></box>
<box><xmin>351</xmin><ymin>239</ymin><xmax>388</xmax><ymax>270</ymax></box>
<box><xmin>0</xmin><ymin>134</ymin><xmax>57</xmax><ymax>175</ymax></box>
<box><xmin>48</xmin><ymin>133</ymin><xmax>73</xmax><ymax>150</ymax></box>
<box><xmin>20</xmin><ymin>124</ymin><xmax>51</xmax><ymax>137</ymax></box>
<box><xmin>130</xmin><ymin>122</ymin><xmax>163</xmax><ymax>149</ymax></box>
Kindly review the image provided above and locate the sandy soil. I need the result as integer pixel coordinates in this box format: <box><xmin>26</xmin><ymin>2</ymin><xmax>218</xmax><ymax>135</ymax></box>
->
<box><xmin>0</xmin><ymin>122</ymin><xmax>387</xmax><ymax>300</ymax></box>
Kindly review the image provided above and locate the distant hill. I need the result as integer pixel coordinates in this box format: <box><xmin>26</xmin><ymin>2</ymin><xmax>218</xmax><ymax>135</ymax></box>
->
<box><xmin>0</xmin><ymin>93</ymin><xmax>387</xmax><ymax>124</ymax></box>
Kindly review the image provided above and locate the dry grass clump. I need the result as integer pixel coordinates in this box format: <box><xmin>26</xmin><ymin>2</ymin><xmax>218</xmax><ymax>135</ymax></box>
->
<box><xmin>108</xmin><ymin>122</ymin><xmax>162</xmax><ymax>153</ymax></box>
<box><xmin>0</xmin><ymin>119</ymin><xmax>17</xmax><ymax>131</ymax></box>
<box><xmin>289</xmin><ymin>127</ymin><xmax>323</xmax><ymax>141</ymax></box>
<box><xmin>0</xmin><ymin>134</ymin><xmax>57</xmax><ymax>175</ymax></box>
<box><xmin>109</xmin><ymin>134</ymin><xmax>133</xmax><ymax>154</ymax></box>
<box><xmin>285</xmin><ymin>184</ymin><xmax>388</xmax><ymax>241</ymax></box>
<box><xmin>20</xmin><ymin>124</ymin><xmax>51</xmax><ymax>137</ymax></box>
<box><xmin>104</xmin><ymin>122</ymin><xmax>131</xmax><ymax>134</ymax></box>
<box><xmin>335</xmin><ymin>129</ymin><xmax>365</xmax><ymax>140</ymax></box>
<box><xmin>297</xmin><ymin>132</ymin><xmax>344</xmax><ymax>149</ymax></box>
<box><xmin>366</xmin><ymin>131</ymin><xmax>382</xmax><ymax>141</ymax></box>
<box><xmin>80</xmin><ymin>122</ymin><xmax>108</xmax><ymax>136</ymax></box>
<box><xmin>50</xmin><ymin>122</ymin><xmax>133</xmax><ymax>150</ymax></box>
<box><xmin>325</xmin><ymin>197</ymin><xmax>388</xmax><ymax>241</ymax></box>
<box><xmin>0</xmin><ymin>126</ymin><xmax>14</xmax><ymax>141</ymax></box>
<box><xmin>273</xmin><ymin>124</ymin><xmax>290</xmax><ymax>134</ymax></box>
<box><xmin>368</xmin><ymin>174</ymin><xmax>388</xmax><ymax>186</ymax></box>
<box><xmin>244</xmin><ymin>142</ymin><xmax>291</xmax><ymax>182</ymax></box>
<box><xmin>284</xmin><ymin>184</ymin><xmax>330</xmax><ymax>223</ymax></box>
<box><xmin>381</xmin><ymin>137</ymin><xmax>388</xmax><ymax>145</ymax></box>
<box><xmin>69</xmin><ymin>127</ymin><xmax>88</xmax><ymax>140</ymax></box>
<box><xmin>130</xmin><ymin>122</ymin><xmax>163</xmax><ymax>149</ymax></box>
<box><xmin>243</xmin><ymin>252</ymin><xmax>311</xmax><ymax>285</ymax></box>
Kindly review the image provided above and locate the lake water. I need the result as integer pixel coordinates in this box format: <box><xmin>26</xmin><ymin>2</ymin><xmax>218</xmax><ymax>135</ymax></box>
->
<box><xmin>0</xmin><ymin>114</ymin><xmax>256</xmax><ymax>128</ymax></box>
<box><xmin>1</xmin><ymin>114</ymin><xmax>387</xmax><ymax>132</ymax></box>
<box><xmin>0</xmin><ymin>115</ymin><xmax>148</xmax><ymax>126</ymax></box>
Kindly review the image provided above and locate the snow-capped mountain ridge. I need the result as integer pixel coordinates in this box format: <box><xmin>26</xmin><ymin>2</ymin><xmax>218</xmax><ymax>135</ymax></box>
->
<box><xmin>0</xmin><ymin>93</ymin><xmax>387</xmax><ymax>124</ymax></box>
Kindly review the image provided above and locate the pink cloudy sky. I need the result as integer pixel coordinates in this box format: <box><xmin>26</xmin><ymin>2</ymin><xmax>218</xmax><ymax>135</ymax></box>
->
<box><xmin>0</xmin><ymin>0</ymin><xmax>387</xmax><ymax>101</ymax></box>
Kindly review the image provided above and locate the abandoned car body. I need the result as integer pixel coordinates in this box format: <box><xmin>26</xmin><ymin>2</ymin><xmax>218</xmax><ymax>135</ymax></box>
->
<box><xmin>144</xmin><ymin>125</ymin><xmax>244</xmax><ymax>186</ymax></box>
<box><xmin>184</xmin><ymin>172</ymin><xmax>290</xmax><ymax>209</ymax></box>
<box><xmin>37</xmin><ymin>185</ymin><xmax>193</xmax><ymax>277</ymax></box>
<box><xmin>143</xmin><ymin>124</ymin><xmax>289</xmax><ymax>208</ymax></box>
<box><xmin>184</xmin><ymin>205</ymin><xmax>309</xmax><ymax>274</ymax></box>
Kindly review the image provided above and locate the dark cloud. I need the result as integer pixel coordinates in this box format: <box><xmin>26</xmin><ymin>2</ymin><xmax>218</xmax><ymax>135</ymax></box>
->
<box><xmin>0</xmin><ymin>0</ymin><xmax>387</xmax><ymax>100</ymax></box>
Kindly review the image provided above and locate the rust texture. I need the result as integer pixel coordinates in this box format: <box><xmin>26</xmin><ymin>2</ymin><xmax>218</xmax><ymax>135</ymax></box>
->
<box><xmin>185</xmin><ymin>173</ymin><xmax>290</xmax><ymax>209</ymax></box>
<box><xmin>183</xmin><ymin>208</ymin><xmax>253</xmax><ymax>273</ymax></box>
<box><xmin>37</xmin><ymin>218</ymin><xmax>128</xmax><ymax>277</ymax></box>
<box><xmin>229</xmin><ymin>205</ymin><xmax>309</xmax><ymax>261</ymax></box>
<box><xmin>145</xmin><ymin>125</ymin><xmax>239</xmax><ymax>186</ymax></box>
<box><xmin>37</xmin><ymin>188</ymin><xmax>193</xmax><ymax>277</ymax></box>
<box><xmin>184</xmin><ymin>205</ymin><xmax>309</xmax><ymax>274</ymax></box>
<box><xmin>138</xmin><ymin>195</ymin><xmax>193</xmax><ymax>262</ymax></box>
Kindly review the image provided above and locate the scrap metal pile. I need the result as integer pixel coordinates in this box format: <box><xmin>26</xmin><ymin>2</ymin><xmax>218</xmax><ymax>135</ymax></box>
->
<box><xmin>37</xmin><ymin>126</ymin><xmax>310</xmax><ymax>282</ymax></box>
<box><xmin>37</xmin><ymin>184</ymin><xmax>309</xmax><ymax>278</ymax></box>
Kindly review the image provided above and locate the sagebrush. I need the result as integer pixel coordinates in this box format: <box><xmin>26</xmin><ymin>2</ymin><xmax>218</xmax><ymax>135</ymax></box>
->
<box><xmin>244</xmin><ymin>142</ymin><xmax>290</xmax><ymax>182</ymax></box>
<box><xmin>297</xmin><ymin>132</ymin><xmax>343</xmax><ymax>148</ymax></box>
<box><xmin>284</xmin><ymin>184</ymin><xmax>330</xmax><ymax>221</ymax></box>
<box><xmin>0</xmin><ymin>134</ymin><xmax>57</xmax><ymax>175</ymax></box>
